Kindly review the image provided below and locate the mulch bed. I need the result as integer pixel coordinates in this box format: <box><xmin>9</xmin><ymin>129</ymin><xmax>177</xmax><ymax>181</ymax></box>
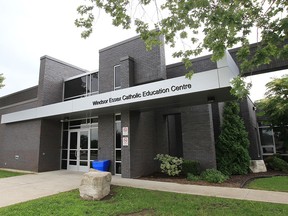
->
<box><xmin>139</xmin><ymin>171</ymin><xmax>287</xmax><ymax>188</ymax></box>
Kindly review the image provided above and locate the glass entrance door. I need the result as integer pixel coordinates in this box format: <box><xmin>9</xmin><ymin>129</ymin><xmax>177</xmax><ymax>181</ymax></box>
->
<box><xmin>68</xmin><ymin>129</ymin><xmax>89</xmax><ymax>172</ymax></box>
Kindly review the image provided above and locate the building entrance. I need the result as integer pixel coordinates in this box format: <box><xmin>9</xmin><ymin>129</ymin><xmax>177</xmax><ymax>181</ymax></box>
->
<box><xmin>67</xmin><ymin>129</ymin><xmax>90</xmax><ymax>172</ymax></box>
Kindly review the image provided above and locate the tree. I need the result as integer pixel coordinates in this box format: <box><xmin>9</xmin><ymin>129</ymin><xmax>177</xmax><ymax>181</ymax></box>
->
<box><xmin>216</xmin><ymin>101</ymin><xmax>251</xmax><ymax>176</ymax></box>
<box><xmin>0</xmin><ymin>73</ymin><xmax>4</xmax><ymax>89</ymax></box>
<box><xmin>256</xmin><ymin>75</ymin><xmax>288</xmax><ymax>126</ymax></box>
<box><xmin>256</xmin><ymin>75</ymin><xmax>288</xmax><ymax>153</ymax></box>
<box><xmin>75</xmin><ymin>0</ymin><xmax>288</xmax><ymax>79</ymax></box>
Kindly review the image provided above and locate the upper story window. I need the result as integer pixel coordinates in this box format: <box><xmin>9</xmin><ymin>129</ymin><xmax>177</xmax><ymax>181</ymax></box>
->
<box><xmin>64</xmin><ymin>72</ymin><xmax>99</xmax><ymax>101</ymax></box>
<box><xmin>114</xmin><ymin>65</ymin><xmax>121</xmax><ymax>90</ymax></box>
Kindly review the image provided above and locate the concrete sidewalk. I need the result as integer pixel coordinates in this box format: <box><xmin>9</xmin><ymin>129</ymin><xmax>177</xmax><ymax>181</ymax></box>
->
<box><xmin>0</xmin><ymin>170</ymin><xmax>287</xmax><ymax>208</ymax></box>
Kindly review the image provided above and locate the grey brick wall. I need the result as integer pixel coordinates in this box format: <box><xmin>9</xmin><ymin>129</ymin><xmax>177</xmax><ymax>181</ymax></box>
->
<box><xmin>155</xmin><ymin>105</ymin><xmax>216</xmax><ymax>171</ymax></box>
<box><xmin>0</xmin><ymin>120</ymin><xmax>41</xmax><ymax>171</ymax></box>
<box><xmin>0</xmin><ymin>56</ymin><xmax>87</xmax><ymax>172</ymax></box>
<box><xmin>240</xmin><ymin>98</ymin><xmax>262</xmax><ymax>160</ymax></box>
<box><xmin>121</xmin><ymin>111</ymin><xmax>131</xmax><ymax>178</ymax></box>
<box><xmin>38</xmin><ymin>119</ymin><xmax>62</xmax><ymax>172</ymax></box>
<box><xmin>98</xmin><ymin>114</ymin><xmax>114</xmax><ymax>173</ymax></box>
<box><xmin>166</xmin><ymin>55</ymin><xmax>217</xmax><ymax>78</ymax></box>
<box><xmin>130</xmin><ymin>111</ymin><xmax>157</xmax><ymax>178</ymax></box>
<box><xmin>99</xmin><ymin>35</ymin><xmax>166</xmax><ymax>93</ymax></box>
<box><xmin>0</xmin><ymin>86</ymin><xmax>38</xmax><ymax>108</ymax></box>
<box><xmin>37</xmin><ymin>56</ymin><xmax>86</xmax><ymax>106</ymax></box>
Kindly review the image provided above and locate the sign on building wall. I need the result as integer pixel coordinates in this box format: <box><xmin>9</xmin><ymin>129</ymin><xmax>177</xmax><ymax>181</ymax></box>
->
<box><xmin>123</xmin><ymin>137</ymin><xmax>129</xmax><ymax>146</ymax></box>
<box><xmin>122</xmin><ymin>127</ymin><xmax>128</xmax><ymax>136</ymax></box>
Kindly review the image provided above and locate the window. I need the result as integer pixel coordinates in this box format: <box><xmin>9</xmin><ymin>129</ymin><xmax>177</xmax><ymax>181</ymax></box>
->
<box><xmin>114</xmin><ymin>65</ymin><xmax>121</xmax><ymax>90</ymax></box>
<box><xmin>115</xmin><ymin>114</ymin><xmax>122</xmax><ymax>175</ymax></box>
<box><xmin>64</xmin><ymin>72</ymin><xmax>99</xmax><ymax>100</ymax></box>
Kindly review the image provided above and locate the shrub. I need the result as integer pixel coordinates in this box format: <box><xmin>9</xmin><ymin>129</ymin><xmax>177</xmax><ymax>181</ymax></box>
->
<box><xmin>182</xmin><ymin>160</ymin><xmax>200</xmax><ymax>176</ymax></box>
<box><xmin>216</xmin><ymin>101</ymin><xmax>251</xmax><ymax>176</ymax></box>
<box><xmin>154</xmin><ymin>154</ymin><xmax>183</xmax><ymax>176</ymax></box>
<box><xmin>200</xmin><ymin>169</ymin><xmax>228</xmax><ymax>183</ymax></box>
<box><xmin>187</xmin><ymin>173</ymin><xmax>201</xmax><ymax>181</ymax></box>
<box><xmin>266</xmin><ymin>156</ymin><xmax>288</xmax><ymax>173</ymax></box>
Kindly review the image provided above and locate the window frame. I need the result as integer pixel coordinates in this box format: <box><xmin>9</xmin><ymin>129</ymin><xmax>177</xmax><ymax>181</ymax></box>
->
<box><xmin>114</xmin><ymin>65</ymin><xmax>121</xmax><ymax>90</ymax></box>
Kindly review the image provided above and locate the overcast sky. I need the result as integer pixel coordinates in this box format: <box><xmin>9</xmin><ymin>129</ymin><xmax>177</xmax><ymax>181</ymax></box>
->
<box><xmin>0</xmin><ymin>0</ymin><xmax>287</xmax><ymax>101</ymax></box>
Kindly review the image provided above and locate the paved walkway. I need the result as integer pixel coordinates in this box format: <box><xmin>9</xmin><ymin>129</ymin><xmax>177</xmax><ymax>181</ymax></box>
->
<box><xmin>0</xmin><ymin>170</ymin><xmax>287</xmax><ymax>208</ymax></box>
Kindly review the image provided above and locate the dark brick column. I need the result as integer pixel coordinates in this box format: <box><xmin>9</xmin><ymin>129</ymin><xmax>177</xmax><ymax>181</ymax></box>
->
<box><xmin>120</xmin><ymin>56</ymin><xmax>134</xmax><ymax>88</ymax></box>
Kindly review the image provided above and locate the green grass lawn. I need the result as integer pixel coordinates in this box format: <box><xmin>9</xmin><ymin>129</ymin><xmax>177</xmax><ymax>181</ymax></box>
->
<box><xmin>0</xmin><ymin>170</ymin><xmax>26</xmax><ymax>178</ymax></box>
<box><xmin>0</xmin><ymin>186</ymin><xmax>287</xmax><ymax>216</ymax></box>
<box><xmin>247</xmin><ymin>176</ymin><xmax>288</xmax><ymax>192</ymax></box>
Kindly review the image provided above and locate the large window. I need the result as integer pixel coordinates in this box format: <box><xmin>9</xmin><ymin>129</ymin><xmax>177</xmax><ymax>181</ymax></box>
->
<box><xmin>64</xmin><ymin>72</ymin><xmax>99</xmax><ymax>101</ymax></box>
<box><xmin>259</xmin><ymin>126</ymin><xmax>288</xmax><ymax>156</ymax></box>
<box><xmin>114</xmin><ymin>65</ymin><xmax>121</xmax><ymax>90</ymax></box>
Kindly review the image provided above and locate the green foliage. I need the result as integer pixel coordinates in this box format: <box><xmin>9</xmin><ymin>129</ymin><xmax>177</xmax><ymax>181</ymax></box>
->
<box><xmin>187</xmin><ymin>169</ymin><xmax>228</xmax><ymax>183</ymax></box>
<box><xmin>216</xmin><ymin>101</ymin><xmax>251</xmax><ymax>176</ymax></box>
<box><xmin>256</xmin><ymin>75</ymin><xmax>288</xmax><ymax>126</ymax></box>
<box><xmin>0</xmin><ymin>73</ymin><xmax>4</xmax><ymax>89</ymax></box>
<box><xmin>230</xmin><ymin>76</ymin><xmax>252</xmax><ymax>99</ymax></box>
<box><xmin>1</xmin><ymin>186</ymin><xmax>288</xmax><ymax>216</ymax></box>
<box><xmin>200</xmin><ymin>169</ymin><xmax>229</xmax><ymax>183</ymax></box>
<box><xmin>247</xmin><ymin>176</ymin><xmax>288</xmax><ymax>192</ymax></box>
<box><xmin>182</xmin><ymin>160</ymin><xmax>200</xmax><ymax>176</ymax></box>
<box><xmin>0</xmin><ymin>170</ymin><xmax>26</xmax><ymax>178</ymax></box>
<box><xmin>154</xmin><ymin>154</ymin><xmax>183</xmax><ymax>176</ymax></box>
<box><xmin>265</xmin><ymin>155</ymin><xmax>288</xmax><ymax>173</ymax></box>
<box><xmin>187</xmin><ymin>173</ymin><xmax>202</xmax><ymax>181</ymax></box>
<box><xmin>75</xmin><ymin>0</ymin><xmax>288</xmax><ymax>76</ymax></box>
<box><xmin>256</xmin><ymin>75</ymin><xmax>288</xmax><ymax>153</ymax></box>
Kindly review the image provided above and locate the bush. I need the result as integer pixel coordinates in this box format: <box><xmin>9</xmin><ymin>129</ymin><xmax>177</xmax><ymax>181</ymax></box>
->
<box><xmin>200</xmin><ymin>169</ymin><xmax>228</xmax><ymax>183</ymax></box>
<box><xmin>154</xmin><ymin>154</ymin><xmax>183</xmax><ymax>176</ymax></box>
<box><xmin>216</xmin><ymin>101</ymin><xmax>251</xmax><ymax>176</ymax></box>
<box><xmin>266</xmin><ymin>156</ymin><xmax>288</xmax><ymax>173</ymax></box>
<box><xmin>182</xmin><ymin>160</ymin><xmax>200</xmax><ymax>176</ymax></box>
<box><xmin>187</xmin><ymin>173</ymin><xmax>201</xmax><ymax>181</ymax></box>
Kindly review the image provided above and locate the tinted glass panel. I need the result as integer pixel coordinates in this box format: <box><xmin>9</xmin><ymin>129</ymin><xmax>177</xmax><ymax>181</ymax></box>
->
<box><xmin>116</xmin><ymin>150</ymin><xmax>121</xmax><ymax>161</ymax></box>
<box><xmin>91</xmin><ymin>72</ymin><xmax>99</xmax><ymax>93</ymax></box>
<box><xmin>70</xmin><ymin>132</ymin><xmax>77</xmax><ymax>149</ymax></box>
<box><xmin>62</xmin><ymin>150</ymin><xmax>67</xmax><ymax>160</ymax></box>
<box><xmin>274</xmin><ymin>127</ymin><xmax>288</xmax><ymax>154</ymax></box>
<box><xmin>90</xmin><ymin>128</ymin><xmax>98</xmax><ymax>149</ymax></box>
<box><xmin>61</xmin><ymin>160</ymin><xmax>67</xmax><ymax>169</ymax></box>
<box><xmin>69</xmin><ymin>150</ymin><xmax>77</xmax><ymax>160</ymax></box>
<box><xmin>115</xmin><ymin>121</ymin><xmax>121</xmax><ymax>148</ymax></box>
<box><xmin>63</xmin><ymin>122</ymin><xmax>68</xmax><ymax>130</ymax></box>
<box><xmin>114</xmin><ymin>65</ymin><xmax>121</xmax><ymax>89</ymax></box>
<box><xmin>80</xmin><ymin>161</ymin><xmax>88</xmax><ymax>166</ymax></box>
<box><xmin>69</xmin><ymin>161</ymin><xmax>76</xmax><ymax>165</ymax></box>
<box><xmin>259</xmin><ymin>128</ymin><xmax>274</xmax><ymax>146</ymax></box>
<box><xmin>80</xmin><ymin>131</ymin><xmax>88</xmax><ymax>149</ymax></box>
<box><xmin>90</xmin><ymin>150</ymin><xmax>98</xmax><ymax>160</ymax></box>
<box><xmin>64</xmin><ymin>76</ymin><xmax>87</xmax><ymax>99</ymax></box>
<box><xmin>86</xmin><ymin>74</ymin><xmax>91</xmax><ymax>94</ymax></box>
<box><xmin>80</xmin><ymin>150</ymin><xmax>88</xmax><ymax>160</ymax></box>
<box><xmin>116</xmin><ymin>162</ymin><xmax>121</xmax><ymax>174</ymax></box>
<box><xmin>62</xmin><ymin>131</ymin><xmax>68</xmax><ymax>149</ymax></box>
<box><xmin>70</xmin><ymin>119</ymin><xmax>87</xmax><ymax>128</ymax></box>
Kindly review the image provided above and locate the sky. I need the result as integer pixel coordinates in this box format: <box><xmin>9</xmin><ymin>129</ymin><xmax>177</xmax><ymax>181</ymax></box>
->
<box><xmin>0</xmin><ymin>0</ymin><xmax>287</xmax><ymax>102</ymax></box>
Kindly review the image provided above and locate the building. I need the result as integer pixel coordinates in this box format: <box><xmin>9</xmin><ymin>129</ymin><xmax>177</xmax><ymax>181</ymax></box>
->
<box><xmin>0</xmin><ymin>35</ymin><xmax>261</xmax><ymax>177</ymax></box>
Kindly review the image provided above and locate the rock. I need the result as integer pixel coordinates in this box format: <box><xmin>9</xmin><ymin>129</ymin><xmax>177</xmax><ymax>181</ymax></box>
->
<box><xmin>79</xmin><ymin>169</ymin><xmax>112</xmax><ymax>200</ymax></box>
<box><xmin>249</xmin><ymin>160</ymin><xmax>267</xmax><ymax>173</ymax></box>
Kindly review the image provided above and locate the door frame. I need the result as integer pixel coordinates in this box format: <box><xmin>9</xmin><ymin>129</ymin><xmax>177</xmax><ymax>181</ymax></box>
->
<box><xmin>67</xmin><ymin>128</ymin><xmax>90</xmax><ymax>172</ymax></box>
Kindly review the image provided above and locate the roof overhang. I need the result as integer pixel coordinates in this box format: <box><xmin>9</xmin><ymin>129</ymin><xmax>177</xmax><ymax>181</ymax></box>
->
<box><xmin>1</xmin><ymin>51</ymin><xmax>238</xmax><ymax>124</ymax></box>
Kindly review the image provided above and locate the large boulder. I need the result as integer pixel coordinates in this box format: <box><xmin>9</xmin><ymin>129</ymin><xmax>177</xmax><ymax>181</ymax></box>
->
<box><xmin>79</xmin><ymin>170</ymin><xmax>112</xmax><ymax>200</ymax></box>
<box><xmin>249</xmin><ymin>160</ymin><xmax>267</xmax><ymax>173</ymax></box>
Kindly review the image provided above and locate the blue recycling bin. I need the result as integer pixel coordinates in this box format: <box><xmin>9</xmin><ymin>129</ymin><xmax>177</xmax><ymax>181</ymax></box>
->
<box><xmin>92</xmin><ymin>160</ymin><xmax>110</xmax><ymax>171</ymax></box>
